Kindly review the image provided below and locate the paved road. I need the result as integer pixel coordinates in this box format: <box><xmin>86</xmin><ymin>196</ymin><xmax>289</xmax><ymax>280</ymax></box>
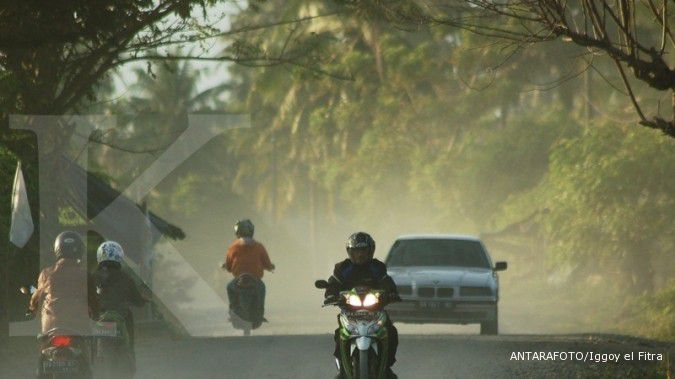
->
<box><xmin>2</xmin><ymin>332</ymin><xmax>672</xmax><ymax>378</ymax></box>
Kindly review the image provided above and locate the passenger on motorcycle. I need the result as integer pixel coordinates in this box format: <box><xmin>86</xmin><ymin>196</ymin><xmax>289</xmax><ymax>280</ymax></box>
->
<box><xmin>29</xmin><ymin>231</ymin><xmax>96</xmax><ymax>335</ymax></box>
<box><xmin>92</xmin><ymin>241</ymin><xmax>147</xmax><ymax>369</ymax></box>
<box><xmin>324</xmin><ymin>232</ymin><xmax>400</xmax><ymax>378</ymax></box>
<box><xmin>221</xmin><ymin>219</ymin><xmax>275</xmax><ymax>322</ymax></box>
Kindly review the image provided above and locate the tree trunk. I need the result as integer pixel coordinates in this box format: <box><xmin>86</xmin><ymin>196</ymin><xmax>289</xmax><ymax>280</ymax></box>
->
<box><xmin>624</xmin><ymin>241</ymin><xmax>654</xmax><ymax>295</ymax></box>
<box><xmin>585</xmin><ymin>69</ymin><xmax>595</xmax><ymax>122</ymax></box>
<box><xmin>309</xmin><ymin>180</ymin><xmax>317</xmax><ymax>276</ymax></box>
<box><xmin>271</xmin><ymin>131</ymin><xmax>277</xmax><ymax>223</ymax></box>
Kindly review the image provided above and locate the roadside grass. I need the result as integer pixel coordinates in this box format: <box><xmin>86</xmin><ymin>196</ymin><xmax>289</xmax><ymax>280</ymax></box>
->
<box><xmin>619</xmin><ymin>281</ymin><xmax>675</xmax><ymax>342</ymax></box>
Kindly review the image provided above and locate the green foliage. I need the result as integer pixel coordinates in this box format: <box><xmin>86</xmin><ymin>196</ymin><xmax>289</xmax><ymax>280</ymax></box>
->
<box><xmin>2</xmin><ymin>0</ymin><xmax>669</xmax><ymax>340</ymax></box>
<box><xmin>219</xmin><ymin>0</ymin><xmax>674</xmax><ymax>339</ymax></box>
<box><xmin>622</xmin><ymin>280</ymin><xmax>675</xmax><ymax>341</ymax></box>
<box><xmin>58</xmin><ymin>206</ymin><xmax>87</xmax><ymax>226</ymax></box>
<box><xmin>0</xmin><ymin>146</ymin><xmax>17</xmax><ymax>233</ymax></box>
<box><xmin>541</xmin><ymin>122</ymin><xmax>675</xmax><ymax>290</ymax></box>
<box><xmin>425</xmin><ymin>109</ymin><xmax>578</xmax><ymax>230</ymax></box>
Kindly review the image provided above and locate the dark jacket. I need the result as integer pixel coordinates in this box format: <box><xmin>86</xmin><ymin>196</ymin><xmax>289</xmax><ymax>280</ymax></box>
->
<box><xmin>325</xmin><ymin>258</ymin><xmax>398</xmax><ymax>300</ymax></box>
<box><xmin>93</xmin><ymin>262</ymin><xmax>146</xmax><ymax>318</ymax></box>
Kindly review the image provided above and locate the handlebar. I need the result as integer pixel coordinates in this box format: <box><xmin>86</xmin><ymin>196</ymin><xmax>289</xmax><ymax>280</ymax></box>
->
<box><xmin>322</xmin><ymin>296</ymin><xmax>344</xmax><ymax>307</ymax></box>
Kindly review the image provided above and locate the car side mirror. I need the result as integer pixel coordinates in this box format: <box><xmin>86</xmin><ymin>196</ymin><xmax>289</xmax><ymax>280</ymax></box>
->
<box><xmin>314</xmin><ymin>280</ymin><xmax>329</xmax><ymax>289</ymax></box>
<box><xmin>494</xmin><ymin>262</ymin><xmax>507</xmax><ymax>271</ymax></box>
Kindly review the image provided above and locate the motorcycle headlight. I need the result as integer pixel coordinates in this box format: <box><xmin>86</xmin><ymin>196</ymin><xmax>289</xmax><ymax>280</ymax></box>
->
<box><xmin>346</xmin><ymin>294</ymin><xmax>362</xmax><ymax>307</ymax></box>
<box><xmin>362</xmin><ymin>293</ymin><xmax>379</xmax><ymax>307</ymax></box>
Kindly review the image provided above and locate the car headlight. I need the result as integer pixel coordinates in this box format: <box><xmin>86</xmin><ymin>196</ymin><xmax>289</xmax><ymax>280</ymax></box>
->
<box><xmin>459</xmin><ymin>286</ymin><xmax>493</xmax><ymax>296</ymax></box>
<box><xmin>362</xmin><ymin>293</ymin><xmax>379</xmax><ymax>307</ymax></box>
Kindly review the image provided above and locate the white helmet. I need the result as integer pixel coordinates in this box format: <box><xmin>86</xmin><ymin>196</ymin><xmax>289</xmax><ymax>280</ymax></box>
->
<box><xmin>96</xmin><ymin>241</ymin><xmax>124</xmax><ymax>264</ymax></box>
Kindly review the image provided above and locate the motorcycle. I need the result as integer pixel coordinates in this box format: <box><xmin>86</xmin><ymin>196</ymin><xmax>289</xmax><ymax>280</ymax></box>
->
<box><xmin>93</xmin><ymin>310</ymin><xmax>134</xmax><ymax>378</ymax></box>
<box><xmin>20</xmin><ymin>286</ymin><xmax>93</xmax><ymax>379</ymax></box>
<box><xmin>228</xmin><ymin>273</ymin><xmax>265</xmax><ymax>336</ymax></box>
<box><xmin>315</xmin><ymin>280</ymin><xmax>398</xmax><ymax>379</ymax></box>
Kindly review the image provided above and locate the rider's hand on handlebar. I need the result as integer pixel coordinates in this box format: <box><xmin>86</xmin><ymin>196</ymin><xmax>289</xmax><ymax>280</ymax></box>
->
<box><xmin>323</xmin><ymin>295</ymin><xmax>339</xmax><ymax>305</ymax></box>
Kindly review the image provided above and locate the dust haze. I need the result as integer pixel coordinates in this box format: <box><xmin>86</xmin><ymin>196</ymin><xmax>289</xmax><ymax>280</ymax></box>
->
<box><xmin>135</xmin><ymin>154</ymin><xmax>624</xmax><ymax>337</ymax></box>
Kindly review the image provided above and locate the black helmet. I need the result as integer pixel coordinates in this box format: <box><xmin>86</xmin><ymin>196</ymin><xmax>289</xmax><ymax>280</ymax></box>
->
<box><xmin>346</xmin><ymin>232</ymin><xmax>375</xmax><ymax>264</ymax></box>
<box><xmin>54</xmin><ymin>231</ymin><xmax>85</xmax><ymax>260</ymax></box>
<box><xmin>234</xmin><ymin>219</ymin><xmax>254</xmax><ymax>238</ymax></box>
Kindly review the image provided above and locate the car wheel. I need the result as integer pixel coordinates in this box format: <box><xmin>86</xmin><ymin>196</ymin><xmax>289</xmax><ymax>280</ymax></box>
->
<box><xmin>480</xmin><ymin>308</ymin><xmax>498</xmax><ymax>335</ymax></box>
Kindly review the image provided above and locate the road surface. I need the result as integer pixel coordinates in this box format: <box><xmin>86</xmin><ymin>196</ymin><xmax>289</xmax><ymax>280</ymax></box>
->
<box><xmin>2</xmin><ymin>329</ymin><xmax>672</xmax><ymax>378</ymax></box>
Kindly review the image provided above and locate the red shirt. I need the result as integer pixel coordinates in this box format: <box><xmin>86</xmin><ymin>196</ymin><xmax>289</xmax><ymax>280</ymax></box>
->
<box><xmin>225</xmin><ymin>238</ymin><xmax>273</xmax><ymax>279</ymax></box>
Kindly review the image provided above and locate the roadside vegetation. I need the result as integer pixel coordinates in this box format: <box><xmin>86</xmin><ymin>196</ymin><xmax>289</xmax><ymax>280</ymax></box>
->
<box><xmin>1</xmin><ymin>1</ymin><xmax>673</xmax><ymax>342</ymax></box>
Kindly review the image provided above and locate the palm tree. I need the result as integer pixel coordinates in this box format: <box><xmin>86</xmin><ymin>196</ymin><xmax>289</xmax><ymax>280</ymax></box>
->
<box><xmin>90</xmin><ymin>52</ymin><xmax>233</xmax><ymax>212</ymax></box>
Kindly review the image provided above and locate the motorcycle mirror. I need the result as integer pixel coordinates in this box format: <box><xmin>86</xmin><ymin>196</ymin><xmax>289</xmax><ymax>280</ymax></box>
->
<box><xmin>314</xmin><ymin>280</ymin><xmax>329</xmax><ymax>289</ymax></box>
<box><xmin>19</xmin><ymin>286</ymin><xmax>35</xmax><ymax>295</ymax></box>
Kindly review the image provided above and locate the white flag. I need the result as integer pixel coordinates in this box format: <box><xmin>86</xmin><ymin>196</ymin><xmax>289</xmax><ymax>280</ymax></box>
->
<box><xmin>9</xmin><ymin>161</ymin><xmax>34</xmax><ymax>248</ymax></box>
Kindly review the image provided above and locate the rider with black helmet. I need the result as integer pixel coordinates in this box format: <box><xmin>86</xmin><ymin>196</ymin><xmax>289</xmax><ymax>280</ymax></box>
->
<box><xmin>29</xmin><ymin>231</ymin><xmax>96</xmax><ymax>334</ymax></box>
<box><xmin>325</xmin><ymin>232</ymin><xmax>400</xmax><ymax>377</ymax></box>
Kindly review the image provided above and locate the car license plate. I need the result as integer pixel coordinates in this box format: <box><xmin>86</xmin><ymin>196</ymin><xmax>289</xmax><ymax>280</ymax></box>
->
<box><xmin>417</xmin><ymin>301</ymin><xmax>453</xmax><ymax>309</ymax></box>
<box><xmin>43</xmin><ymin>359</ymin><xmax>78</xmax><ymax>374</ymax></box>
<box><xmin>95</xmin><ymin>321</ymin><xmax>121</xmax><ymax>337</ymax></box>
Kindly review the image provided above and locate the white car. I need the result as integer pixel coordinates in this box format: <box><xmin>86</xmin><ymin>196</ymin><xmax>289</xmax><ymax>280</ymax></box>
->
<box><xmin>384</xmin><ymin>234</ymin><xmax>507</xmax><ymax>335</ymax></box>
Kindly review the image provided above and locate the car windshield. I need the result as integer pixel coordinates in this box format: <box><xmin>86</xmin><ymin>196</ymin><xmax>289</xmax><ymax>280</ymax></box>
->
<box><xmin>386</xmin><ymin>239</ymin><xmax>490</xmax><ymax>268</ymax></box>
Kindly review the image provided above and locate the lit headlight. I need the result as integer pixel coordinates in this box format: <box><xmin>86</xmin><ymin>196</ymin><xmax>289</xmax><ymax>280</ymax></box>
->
<box><xmin>362</xmin><ymin>293</ymin><xmax>379</xmax><ymax>307</ymax></box>
<box><xmin>346</xmin><ymin>294</ymin><xmax>362</xmax><ymax>306</ymax></box>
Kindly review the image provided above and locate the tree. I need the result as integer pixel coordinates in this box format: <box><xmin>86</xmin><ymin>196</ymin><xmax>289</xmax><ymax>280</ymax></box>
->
<box><xmin>342</xmin><ymin>0</ymin><xmax>675</xmax><ymax>137</ymax></box>
<box><xmin>225</xmin><ymin>0</ymin><xmax>589</xmax><ymax>228</ymax></box>
<box><xmin>0</xmin><ymin>0</ymin><xmax>329</xmax><ymax>341</ymax></box>
<box><xmin>542</xmin><ymin>121</ymin><xmax>675</xmax><ymax>294</ymax></box>
<box><xmin>0</xmin><ymin>1</ymin><xmax>351</xmax><ymax>244</ymax></box>
<box><xmin>1</xmin><ymin>1</ymin><xmax>345</xmax><ymax>153</ymax></box>
<box><xmin>99</xmin><ymin>56</ymin><xmax>233</xmax><ymax>215</ymax></box>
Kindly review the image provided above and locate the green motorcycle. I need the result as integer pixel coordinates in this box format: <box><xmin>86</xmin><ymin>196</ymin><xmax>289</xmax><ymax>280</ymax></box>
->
<box><xmin>315</xmin><ymin>280</ymin><xmax>396</xmax><ymax>379</ymax></box>
<box><xmin>93</xmin><ymin>311</ymin><xmax>134</xmax><ymax>378</ymax></box>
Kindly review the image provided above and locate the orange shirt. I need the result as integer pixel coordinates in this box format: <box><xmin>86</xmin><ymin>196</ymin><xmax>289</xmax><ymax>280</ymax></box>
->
<box><xmin>225</xmin><ymin>238</ymin><xmax>273</xmax><ymax>279</ymax></box>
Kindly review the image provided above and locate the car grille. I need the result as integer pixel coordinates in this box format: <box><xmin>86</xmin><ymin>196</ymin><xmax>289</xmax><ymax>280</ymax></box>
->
<box><xmin>418</xmin><ymin>287</ymin><xmax>435</xmax><ymax>298</ymax></box>
<box><xmin>397</xmin><ymin>285</ymin><xmax>412</xmax><ymax>295</ymax></box>
<box><xmin>459</xmin><ymin>286</ymin><xmax>492</xmax><ymax>296</ymax></box>
<box><xmin>437</xmin><ymin>287</ymin><xmax>454</xmax><ymax>297</ymax></box>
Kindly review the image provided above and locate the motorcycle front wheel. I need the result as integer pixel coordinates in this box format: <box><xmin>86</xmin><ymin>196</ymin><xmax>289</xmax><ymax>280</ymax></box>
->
<box><xmin>358</xmin><ymin>349</ymin><xmax>369</xmax><ymax>379</ymax></box>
